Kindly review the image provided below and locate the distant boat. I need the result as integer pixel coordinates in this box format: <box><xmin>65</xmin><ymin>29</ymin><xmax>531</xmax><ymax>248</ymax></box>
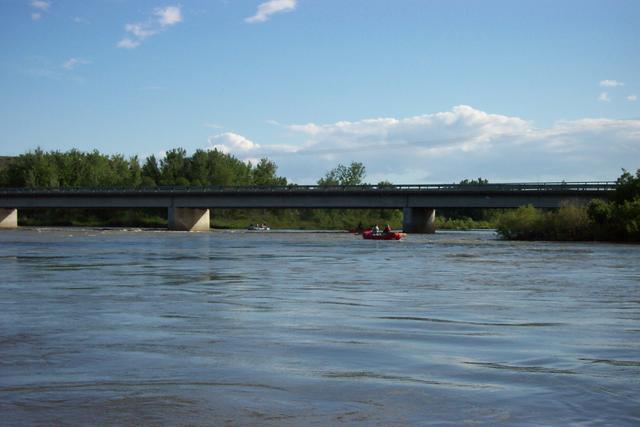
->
<box><xmin>248</xmin><ymin>224</ymin><xmax>270</xmax><ymax>231</ymax></box>
<box><xmin>362</xmin><ymin>229</ymin><xmax>405</xmax><ymax>240</ymax></box>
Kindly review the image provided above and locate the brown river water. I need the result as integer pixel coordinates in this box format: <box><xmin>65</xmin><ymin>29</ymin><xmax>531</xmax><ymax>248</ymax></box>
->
<box><xmin>0</xmin><ymin>228</ymin><xmax>639</xmax><ymax>426</ymax></box>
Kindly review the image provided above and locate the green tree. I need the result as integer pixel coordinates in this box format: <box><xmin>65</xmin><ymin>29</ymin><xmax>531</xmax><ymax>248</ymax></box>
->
<box><xmin>13</xmin><ymin>148</ymin><xmax>60</xmax><ymax>187</ymax></box>
<box><xmin>142</xmin><ymin>155</ymin><xmax>161</xmax><ymax>185</ymax></box>
<box><xmin>109</xmin><ymin>154</ymin><xmax>131</xmax><ymax>187</ymax></box>
<box><xmin>188</xmin><ymin>149</ymin><xmax>210</xmax><ymax>186</ymax></box>
<box><xmin>613</xmin><ymin>168</ymin><xmax>640</xmax><ymax>204</ymax></box>
<box><xmin>159</xmin><ymin>148</ymin><xmax>188</xmax><ymax>185</ymax></box>
<box><xmin>128</xmin><ymin>156</ymin><xmax>143</xmax><ymax>187</ymax></box>
<box><xmin>377</xmin><ymin>180</ymin><xmax>395</xmax><ymax>188</ymax></box>
<box><xmin>459</xmin><ymin>177</ymin><xmax>489</xmax><ymax>186</ymax></box>
<box><xmin>252</xmin><ymin>158</ymin><xmax>287</xmax><ymax>186</ymax></box>
<box><xmin>318</xmin><ymin>162</ymin><xmax>366</xmax><ymax>186</ymax></box>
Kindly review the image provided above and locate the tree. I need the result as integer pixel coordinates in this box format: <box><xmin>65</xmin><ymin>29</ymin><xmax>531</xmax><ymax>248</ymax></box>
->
<box><xmin>253</xmin><ymin>158</ymin><xmax>287</xmax><ymax>186</ymax></box>
<box><xmin>160</xmin><ymin>148</ymin><xmax>188</xmax><ymax>185</ymax></box>
<box><xmin>188</xmin><ymin>149</ymin><xmax>210</xmax><ymax>186</ymax></box>
<box><xmin>17</xmin><ymin>148</ymin><xmax>60</xmax><ymax>187</ymax></box>
<box><xmin>109</xmin><ymin>154</ymin><xmax>131</xmax><ymax>187</ymax></box>
<box><xmin>614</xmin><ymin>168</ymin><xmax>640</xmax><ymax>204</ymax></box>
<box><xmin>128</xmin><ymin>156</ymin><xmax>143</xmax><ymax>187</ymax></box>
<box><xmin>459</xmin><ymin>177</ymin><xmax>489</xmax><ymax>186</ymax></box>
<box><xmin>206</xmin><ymin>149</ymin><xmax>252</xmax><ymax>185</ymax></box>
<box><xmin>377</xmin><ymin>180</ymin><xmax>395</xmax><ymax>188</ymax></box>
<box><xmin>142</xmin><ymin>155</ymin><xmax>161</xmax><ymax>185</ymax></box>
<box><xmin>318</xmin><ymin>162</ymin><xmax>366</xmax><ymax>186</ymax></box>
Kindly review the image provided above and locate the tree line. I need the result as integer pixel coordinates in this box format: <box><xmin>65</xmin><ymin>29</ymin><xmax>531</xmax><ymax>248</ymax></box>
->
<box><xmin>0</xmin><ymin>148</ymin><xmax>287</xmax><ymax>188</ymax></box>
<box><xmin>0</xmin><ymin>148</ymin><xmax>402</xmax><ymax>229</ymax></box>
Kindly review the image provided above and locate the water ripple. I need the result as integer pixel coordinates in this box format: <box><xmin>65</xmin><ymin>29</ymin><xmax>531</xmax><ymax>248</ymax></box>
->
<box><xmin>378</xmin><ymin>316</ymin><xmax>564</xmax><ymax>327</ymax></box>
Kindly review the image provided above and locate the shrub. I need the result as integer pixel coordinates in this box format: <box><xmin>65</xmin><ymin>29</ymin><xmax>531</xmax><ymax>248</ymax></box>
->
<box><xmin>547</xmin><ymin>203</ymin><xmax>592</xmax><ymax>240</ymax></box>
<box><xmin>496</xmin><ymin>205</ymin><xmax>545</xmax><ymax>240</ymax></box>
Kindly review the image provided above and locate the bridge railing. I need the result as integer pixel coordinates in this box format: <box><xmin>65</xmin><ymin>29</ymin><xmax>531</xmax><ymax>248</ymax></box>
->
<box><xmin>0</xmin><ymin>182</ymin><xmax>617</xmax><ymax>194</ymax></box>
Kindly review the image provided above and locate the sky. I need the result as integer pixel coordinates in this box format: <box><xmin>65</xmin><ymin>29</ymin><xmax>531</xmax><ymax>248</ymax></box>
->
<box><xmin>0</xmin><ymin>0</ymin><xmax>639</xmax><ymax>184</ymax></box>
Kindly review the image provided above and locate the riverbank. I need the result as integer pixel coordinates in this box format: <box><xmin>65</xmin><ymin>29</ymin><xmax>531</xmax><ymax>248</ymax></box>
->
<box><xmin>17</xmin><ymin>207</ymin><xmax>496</xmax><ymax>231</ymax></box>
<box><xmin>495</xmin><ymin>169</ymin><xmax>640</xmax><ymax>243</ymax></box>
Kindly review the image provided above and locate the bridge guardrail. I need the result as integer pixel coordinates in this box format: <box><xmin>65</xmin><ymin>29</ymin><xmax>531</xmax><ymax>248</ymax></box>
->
<box><xmin>0</xmin><ymin>182</ymin><xmax>617</xmax><ymax>194</ymax></box>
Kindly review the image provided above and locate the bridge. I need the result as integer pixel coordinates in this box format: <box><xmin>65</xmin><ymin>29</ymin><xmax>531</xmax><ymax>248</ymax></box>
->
<box><xmin>0</xmin><ymin>182</ymin><xmax>616</xmax><ymax>232</ymax></box>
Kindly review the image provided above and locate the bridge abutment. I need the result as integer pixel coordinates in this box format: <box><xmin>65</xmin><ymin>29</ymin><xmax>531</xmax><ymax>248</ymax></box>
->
<box><xmin>0</xmin><ymin>208</ymin><xmax>18</xmax><ymax>229</ymax></box>
<box><xmin>168</xmin><ymin>208</ymin><xmax>210</xmax><ymax>231</ymax></box>
<box><xmin>403</xmin><ymin>208</ymin><xmax>436</xmax><ymax>234</ymax></box>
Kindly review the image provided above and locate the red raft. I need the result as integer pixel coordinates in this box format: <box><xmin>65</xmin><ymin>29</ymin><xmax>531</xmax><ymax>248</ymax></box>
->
<box><xmin>362</xmin><ymin>230</ymin><xmax>406</xmax><ymax>240</ymax></box>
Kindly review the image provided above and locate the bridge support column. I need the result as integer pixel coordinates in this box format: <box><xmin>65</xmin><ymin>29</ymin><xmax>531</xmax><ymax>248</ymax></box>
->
<box><xmin>168</xmin><ymin>208</ymin><xmax>210</xmax><ymax>231</ymax></box>
<box><xmin>403</xmin><ymin>208</ymin><xmax>436</xmax><ymax>234</ymax></box>
<box><xmin>0</xmin><ymin>208</ymin><xmax>18</xmax><ymax>229</ymax></box>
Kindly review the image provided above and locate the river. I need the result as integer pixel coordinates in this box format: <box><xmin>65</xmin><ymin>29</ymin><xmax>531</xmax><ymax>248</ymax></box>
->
<box><xmin>0</xmin><ymin>228</ymin><xmax>639</xmax><ymax>426</ymax></box>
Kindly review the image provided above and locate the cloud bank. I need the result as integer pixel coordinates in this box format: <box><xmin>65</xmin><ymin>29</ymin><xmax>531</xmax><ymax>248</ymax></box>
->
<box><xmin>210</xmin><ymin>106</ymin><xmax>640</xmax><ymax>183</ymax></box>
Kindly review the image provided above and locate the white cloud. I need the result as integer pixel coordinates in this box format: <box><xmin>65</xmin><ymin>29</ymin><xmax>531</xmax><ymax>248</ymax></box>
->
<box><xmin>155</xmin><ymin>6</ymin><xmax>182</xmax><ymax>26</ymax></box>
<box><xmin>125</xmin><ymin>23</ymin><xmax>157</xmax><ymax>39</ymax></box>
<box><xmin>600</xmin><ymin>80</ymin><xmax>624</xmax><ymax>87</ymax></box>
<box><xmin>598</xmin><ymin>92</ymin><xmax>611</xmax><ymax>102</ymax></box>
<box><xmin>21</xmin><ymin>55</ymin><xmax>87</xmax><ymax>83</ymax></box>
<box><xmin>62</xmin><ymin>57</ymin><xmax>91</xmax><ymax>70</ymax></box>
<box><xmin>270</xmin><ymin>105</ymin><xmax>640</xmax><ymax>183</ymax></box>
<box><xmin>287</xmin><ymin>105</ymin><xmax>531</xmax><ymax>154</ymax></box>
<box><xmin>30</xmin><ymin>0</ymin><xmax>49</xmax><ymax>20</ymax></box>
<box><xmin>117</xmin><ymin>38</ymin><xmax>140</xmax><ymax>49</ymax></box>
<box><xmin>31</xmin><ymin>1</ymin><xmax>49</xmax><ymax>11</ymax></box>
<box><xmin>208</xmin><ymin>132</ymin><xmax>260</xmax><ymax>154</ymax></box>
<box><xmin>73</xmin><ymin>16</ymin><xmax>90</xmax><ymax>24</ymax></box>
<box><xmin>246</xmin><ymin>0</ymin><xmax>297</xmax><ymax>23</ymax></box>
<box><xmin>117</xmin><ymin>5</ymin><xmax>182</xmax><ymax>49</ymax></box>
<box><xmin>204</xmin><ymin>123</ymin><xmax>224</xmax><ymax>129</ymax></box>
<box><xmin>628</xmin><ymin>95</ymin><xmax>638</xmax><ymax>102</ymax></box>
<box><xmin>195</xmin><ymin>106</ymin><xmax>639</xmax><ymax>184</ymax></box>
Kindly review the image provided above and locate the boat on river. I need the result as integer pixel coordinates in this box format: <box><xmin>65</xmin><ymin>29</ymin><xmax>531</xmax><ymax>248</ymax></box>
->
<box><xmin>362</xmin><ymin>230</ymin><xmax>405</xmax><ymax>240</ymax></box>
<box><xmin>248</xmin><ymin>224</ymin><xmax>270</xmax><ymax>231</ymax></box>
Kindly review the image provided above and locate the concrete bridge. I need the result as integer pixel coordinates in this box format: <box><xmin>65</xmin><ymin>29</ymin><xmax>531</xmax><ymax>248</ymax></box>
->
<box><xmin>0</xmin><ymin>182</ymin><xmax>615</xmax><ymax>232</ymax></box>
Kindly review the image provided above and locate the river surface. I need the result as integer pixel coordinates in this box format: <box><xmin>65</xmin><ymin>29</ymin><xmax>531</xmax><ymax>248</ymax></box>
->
<box><xmin>0</xmin><ymin>228</ymin><xmax>639</xmax><ymax>426</ymax></box>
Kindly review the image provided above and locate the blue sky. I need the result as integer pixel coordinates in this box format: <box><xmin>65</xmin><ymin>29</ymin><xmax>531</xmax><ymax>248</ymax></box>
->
<box><xmin>1</xmin><ymin>0</ymin><xmax>638</xmax><ymax>183</ymax></box>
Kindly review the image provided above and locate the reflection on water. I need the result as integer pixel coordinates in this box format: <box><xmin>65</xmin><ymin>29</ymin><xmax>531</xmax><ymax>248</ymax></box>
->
<box><xmin>1</xmin><ymin>228</ymin><xmax>639</xmax><ymax>425</ymax></box>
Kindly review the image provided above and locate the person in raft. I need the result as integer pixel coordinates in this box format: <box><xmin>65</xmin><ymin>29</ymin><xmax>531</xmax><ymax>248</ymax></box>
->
<box><xmin>373</xmin><ymin>224</ymin><xmax>380</xmax><ymax>235</ymax></box>
<box><xmin>383</xmin><ymin>224</ymin><xmax>391</xmax><ymax>234</ymax></box>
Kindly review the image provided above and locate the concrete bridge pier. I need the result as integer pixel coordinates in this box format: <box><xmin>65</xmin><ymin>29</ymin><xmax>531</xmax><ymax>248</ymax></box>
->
<box><xmin>403</xmin><ymin>208</ymin><xmax>436</xmax><ymax>234</ymax></box>
<box><xmin>168</xmin><ymin>208</ymin><xmax>210</xmax><ymax>231</ymax></box>
<box><xmin>0</xmin><ymin>209</ymin><xmax>18</xmax><ymax>229</ymax></box>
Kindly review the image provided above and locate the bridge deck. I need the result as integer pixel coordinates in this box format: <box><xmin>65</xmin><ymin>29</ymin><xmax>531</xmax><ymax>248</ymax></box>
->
<box><xmin>0</xmin><ymin>182</ymin><xmax>615</xmax><ymax>209</ymax></box>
